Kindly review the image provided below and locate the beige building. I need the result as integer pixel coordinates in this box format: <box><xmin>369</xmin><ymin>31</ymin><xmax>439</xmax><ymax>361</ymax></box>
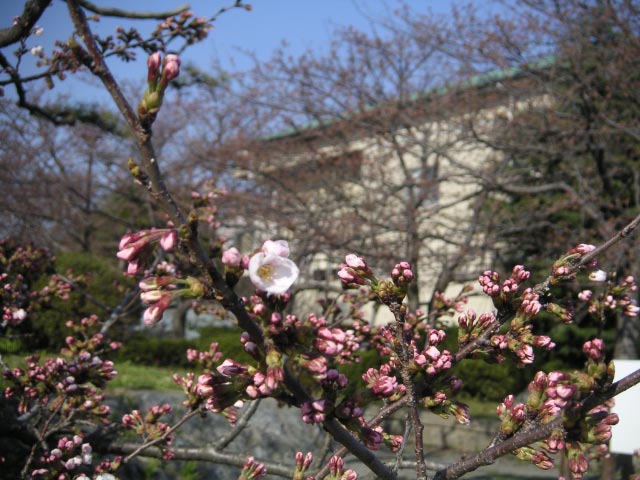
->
<box><xmin>231</xmin><ymin>69</ymin><xmax>540</xmax><ymax>324</ymax></box>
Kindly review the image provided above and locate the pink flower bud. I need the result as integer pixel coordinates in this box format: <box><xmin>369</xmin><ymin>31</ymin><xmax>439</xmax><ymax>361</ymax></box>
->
<box><xmin>147</xmin><ymin>52</ymin><xmax>162</xmax><ymax>83</ymax></box>
<box><xmin>345</xmin><ymin>254</ymin><xmax>366</xmax><ymax>269</ymax></box>
<box><xmin>160</xmin><ymin>229</ymin><xmax>178</xmax><ymax>251</ymax></box>
<box><xmin>221</xmin><ymin>247</ymin><xmax>242</xmax><ymax>267</ymax></box>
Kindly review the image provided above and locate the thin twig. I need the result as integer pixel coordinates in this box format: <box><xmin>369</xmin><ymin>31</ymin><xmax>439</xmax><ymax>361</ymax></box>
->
<box><xmin>111</xmin><ymin>442</ymin><xmax>295</xmax><ymax>477</ymax></box>
<box><xmin>214</xmin><ymin>399</ymin><xmax>261</xmax><ymax>450</ymax></box>
<box><xmin>124</xmin><ymin>409</ymin><xmax>201</xmax><ymax>462</ymax></box>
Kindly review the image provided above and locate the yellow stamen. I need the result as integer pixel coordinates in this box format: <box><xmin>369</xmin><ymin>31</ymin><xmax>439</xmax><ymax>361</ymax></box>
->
<box><xmin>258</xmin><ymin>264</ymin><xmax>273</xmax><ymax>280</ymax></box>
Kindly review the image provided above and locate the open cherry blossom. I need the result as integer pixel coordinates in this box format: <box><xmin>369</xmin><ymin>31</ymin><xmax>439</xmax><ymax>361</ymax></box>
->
<box><xmin>248</xmin><ymin>240</ymin><xmax>299</xmax><ymax>295</ymax></box>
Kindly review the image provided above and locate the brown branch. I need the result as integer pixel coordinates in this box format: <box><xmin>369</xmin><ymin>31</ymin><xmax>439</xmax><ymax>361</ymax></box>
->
<box><xmin>110</xmin><ymin>442</ymin><xmax>294</xmax><ymax>478</ymax></box>
<box><xmin>75</xmin><ymin>0</ymin><xmax>190</xmax><ymax>19</ymax></box>
<box><xmin>0</xmin><ymin>0</ymin><xmax>52</xmax><ymax>48</ymax></box>
<box><xmin>124</xmin><ymin>409</ymin><xmax>201</xmax><ymax>462</ymax></box>
<box><xmin>578</xmin><ymin>210</ymin><xmax>640</xmax><ymax>268</ymax></box>
<box><xmin>322</xmin><ymin>417</ymin><xmax>397</xmax><ymax>480</ymax></box>
<box><xmin>434</xmin><ymin>368</ymin><xmax>640</xmax><ymax>480</ymax></box>
<box><xmin>214</xmin><ymin>399</ymin><xmax>261</xmax><ymax>451</ymax></box>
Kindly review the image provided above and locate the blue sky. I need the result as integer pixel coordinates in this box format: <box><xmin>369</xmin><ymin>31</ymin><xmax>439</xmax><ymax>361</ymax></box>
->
<box><xmin>1</xmin><ymin>1</ymin><xmax>498</xmax><ymax>101</ymax></box>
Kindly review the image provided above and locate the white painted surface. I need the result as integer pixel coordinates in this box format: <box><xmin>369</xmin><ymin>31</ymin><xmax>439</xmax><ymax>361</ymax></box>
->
<box><xmin>610</xmin><ymin>359</ymin><xmax>640</xmax><ymax>455</ymax></box>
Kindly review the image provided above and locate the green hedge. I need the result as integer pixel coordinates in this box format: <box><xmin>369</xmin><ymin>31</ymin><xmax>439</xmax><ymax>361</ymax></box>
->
<box><xmin>114</xmin><ymin>326</ymin><xmax>253</xmax><ymax>367</ymax></box>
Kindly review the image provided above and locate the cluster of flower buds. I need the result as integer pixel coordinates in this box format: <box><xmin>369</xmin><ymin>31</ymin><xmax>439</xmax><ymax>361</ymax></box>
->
<box><xmin>292</xmin><ymin>451</ymin><xmax>314</xmax><ymax>480</ymax></box>
<box><xmin>238</xmin><ymin>456</ymin><xmax>267</xmax><ymax>480</ymax></box>
<box><xmin>458</xmin><ymin>309</ymin><xmax>498</xmax><ymax>346</ymax></box>
<box><xmin>138</xmin><ymin>52</ymin><xmax>181</xmax><ymax>127</ymax></box>
<box><xmin>176</xmin><ymin>341</ymin><xmax>286</xmax><ymax>415</ymax></box>
<box><xmin>512</xmin><ymin>446</ymin><xmax>554</xmax><ymax>471</ymax></box>
<box><xmin>579</xmin><ymin>275</ymin><xmax>639</xmax><ymax>318</ymax></box>
<box><xmin>0</xmin><ymin>240</ymin><xmax>60</xmax><ymax>330</ymax></box>
<box><xmin>337</xmin><ymin>254</ymin><xmax>375</xmax><ymax>286</ymax></box>
<box><xmin>31</xmin><ymin>435</ymin><xmax>93</xmax><ymax>478</ymax></box>
<box><xmin>376</xmin><ymin>264</ymin><xmax>415</xmax><ymax>305</ymax></box>
<box><xmin>551</xmin><ymin>244</ymin><xmax>597</xmax><ymax>283</ymax></box>
<box><xmin>4</xmin><ymin>316</ymin><xmax>116</xmax><ymax>419</ymax></box>
<box><xmin>338</xmin><ymin>254</ymin><xmax>416</xmax><ymax>305</ymax></box>
<box><xmin>117</xmin><ymin>228</ymin><xmax>178</xmax><ymax>275</ymax></box>
<box><xmin>175</xmin><ymin>366</ymin><xmax>243</xmax><ymax>413</ymax></box>
<box><xmin>478</xmin><ymin>264</ymin><xmax>530</xmax><ymax>309</ymax></box>
<box><xmin>155</xmin><ymin>11</ymin><xmax>211</xmax><ymax>45</ymax></box>
<box><xmin>315</xmin><ymin>325</ymin><xmax>359</xmax><ymax>360</ymax></box>
<box><xmin>122</xmin><ymin>404</ymin><xmax>174</xmax><ymax>459</ymax></box>
<box><xmin>500</xmin><ymin>338</ymin><xmax>618</xmax><ymax>476</ymax></box>
<box><xmin>362</xmin><ymin>364</ymin><xmax>404</xmax><ymax>400</ymax></box>
<box><xmin>563</xmin><ymin>405</ymin><xmax>618</xmax><ymax>480</ymax></box>
<box><xmin>422</xmin><ymin>390</ymin><xmax>471</xmax><ymax>425</ymax></box>
<box><xmin>186</xmin><ymin>342</ymin><xmax>224</xmax><ymax>368</ymax></box>
<box><xmin>323</xmin><ymin>455</ymin><xmax>357</xmax><ymax>480</ymax></box>
<box><xmin>138</xmin><ymin>275</ymin><xmax>204</xmax><ymax>325</ymax></box>
<box><xmin>497</xmin><ymin>394</ymin><xmax>527</xmax><ymax>436</ymax></box>
<box><xmin>301</xmin><ymin>398</ymin><xmax>329</xmax><ymax>424</ymax></box>
<box><xmin>412</xmin><ymin>329</ymin><xmax>454</xmax><ymax>375</ymax></box>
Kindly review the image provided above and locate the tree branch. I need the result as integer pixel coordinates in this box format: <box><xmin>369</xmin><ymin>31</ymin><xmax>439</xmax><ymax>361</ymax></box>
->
<box><xmin>109</xmin><ymin>442</ymin><xmax>294</xmax><ymax>478</ymax></box>
<box><xmin>434</xmin><ymin>367</ymin><xmax>640</xmax><ymax>480</ymax></box>
<box><xmin>75</xmin><ymin>0</ymin><xmax>190</xmax><ymax>20</ymax></box>
<box><xmin>0</xmin><ymin>0</ymin><xmax>51</xmax><ymax>48</ymax></box>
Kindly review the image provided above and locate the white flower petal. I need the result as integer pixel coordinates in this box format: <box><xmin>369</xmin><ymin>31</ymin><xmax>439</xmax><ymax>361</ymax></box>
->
<box><xmin>248</xmin><ymin>251</ymin><xmax>299</xmax><ymax>294</ymax></box>
<box><xmin>262</xmin><ymin>239</ymin><xmax>290</xmax><ymax>258</ymax></box>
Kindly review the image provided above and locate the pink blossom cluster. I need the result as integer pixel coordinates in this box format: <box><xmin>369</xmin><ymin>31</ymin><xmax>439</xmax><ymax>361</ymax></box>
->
<box><xmin>138</xmin><ymin>52</ymin><xmax>182</xmax><ymax>124</ymax></box>
<box><xmin>176</xmin><ymin>368</ymin><xmax>241</xmax><ymax>413</ymax></box>
<box><xmin>457</xmin><ymin>309</ymin><xmax>498</xmax><ymax>345</ymax></box>
<box><xmin>315</xmin><ymin>325</ymin><xmax>359</xmax><ymax>358</ymax></box>
<box><xmin>518</xmin><ymin>288</ymin><xmax>542</xmax><ymax>318</ymax></box>
<box><xmin>362</xmin><ymin>365</ymin><xmax>402</xmax><ymax>398</ymax></box>
<box><xmin>4</xmin><ymin>324</ymin><xmax>116</xmax><ymax>417</ymax></box>
<box><xmin>478</xmin><ymin>265</ymin><xmax>531</xmax><ymax>305</ymax></box>
<box><xmin>423</xmin><ymin>393</ymin><xmax>471</xmax><ymax>425</ymax></box>
<box><xmin>563</xmin><ymin>402</ymin><xmax>618</xmax><ymax>480</ymax></box>
<box><xmin>117</xmin><ymin>228</ymin><xmax>178</xmax><ymax>275</ymax></box>
<box><xmin>324</xmin><ymin>455</ymin><xmax>357</xmax><ymax>480</ymax></box>
<box><xmin>186</xmin><ymin>342</ymin><xmax>224</xmax><ymax>367</ymax></box>
<box><xmin>583</xmin><ymin>338</ymin><xmax>605</xmax><ymax>361</ymax></box>
<box><xmin>390</xmin><ymin>261</ymin><xmax>414</xmax><ymax>285</ymax></box>
<box><xmin>578</xmin><ymin>275</ymin><xmax>638</xmax><ymax>317</ymax></box>
<box><xmin>176</xmin><ymin>343</ymin><xmax>287</xmax><ymax>413</ymax></box>
<box><xmin>122</xmin><ymin>403</ymin><xmax>173</xmax><ymax>451</ymax></box>
<box><xmin>31</xmin><ymin>435</ymin><xmax>93</xmax><ymax>478</ymax></box>
<box><xmin>413</xmin><ymin>342</ymin><xmax>453</xmax><ymax>376</ymax></box>
<box><xmin>0</xmin><ymin>240</ymin><xmax>70</xmax><ymax>328</ymax></box>
<box><xmin>337</xmin><ymin>254</ymin><xmax>374</xmax><ymax>286</ymax></box>
<box><xmin>301</xmin><ymin>398</ymin><xmax>329</xmax><ymax>424</ymax></box>
<box><xmin>551</xmin><ymin>243</ymin><xmax>598</xmax><ymax>280</ymax></box>
<box><xmin>496</xmin><ymin>394</ymin><xmax>526</xmax><ymax>435</ymax></box>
